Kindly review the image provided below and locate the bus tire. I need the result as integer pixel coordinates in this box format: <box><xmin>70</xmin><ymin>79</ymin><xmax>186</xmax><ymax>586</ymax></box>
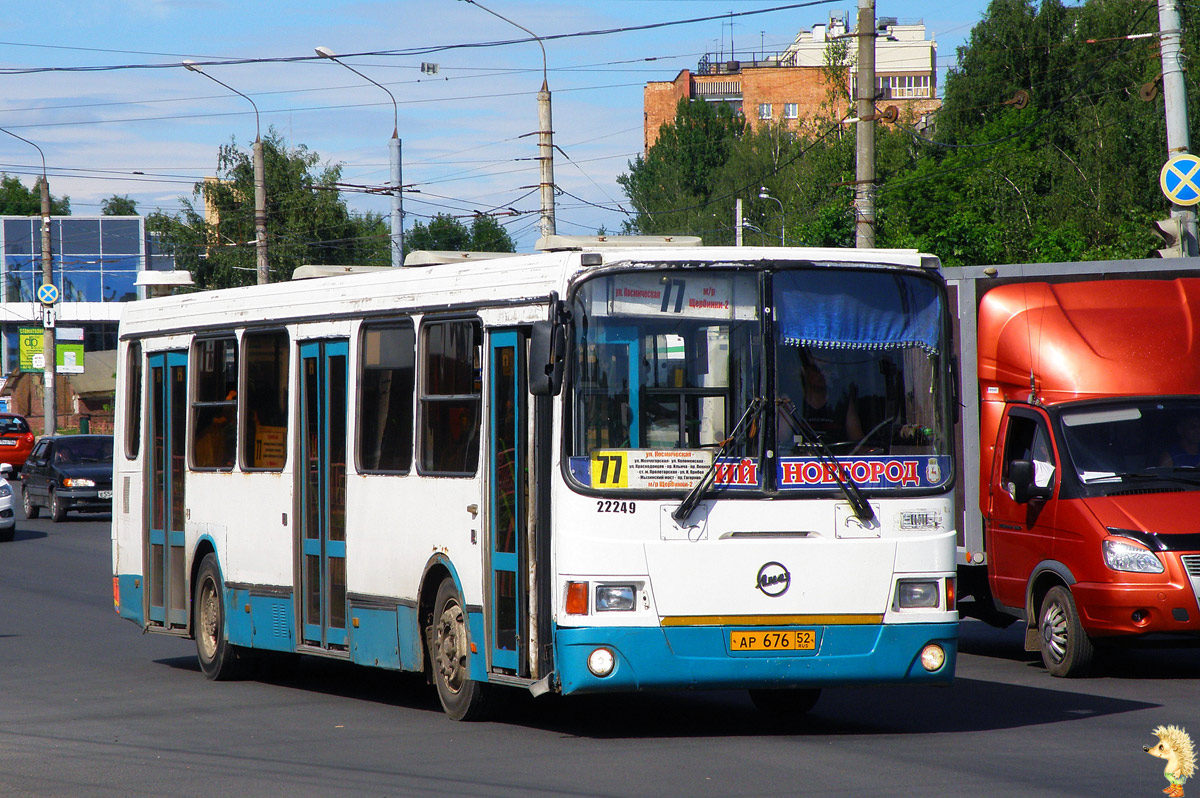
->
<box><xmin>194</xmin><ymin>553</ymin><xmax>247</xmax><ymax>681</ymax></box>
<box><xmin>748</xmin><ymin>688</ymin><xmax>821</xmax><ymax>717</ymax></box>
<box><xmin>429</xmin><ymin>577</ymin><xmax>489</xmax><ymax>721</ymax></box>
<box><xmin>1038</xmin><ymin>585</ymin><xmax>1094</xmax><ymax>678</ymax></box>
<box><xmin>21</xmin><ymin>486</ymin><xmax>39</xmax><ymax>519</ymax></box>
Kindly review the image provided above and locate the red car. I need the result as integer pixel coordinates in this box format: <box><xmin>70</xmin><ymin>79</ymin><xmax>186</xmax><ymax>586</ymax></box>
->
<box><xmin>0</xmin><ymin>414</ymin><xmax>35</xmax><ymax>473</ymax></box>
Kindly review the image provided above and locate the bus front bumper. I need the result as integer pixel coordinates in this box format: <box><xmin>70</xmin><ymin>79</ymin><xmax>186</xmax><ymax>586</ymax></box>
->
<box><xmin>553</xmin><ymin>622</ymin><xmax>957</xmax><ymax>695</ymax></box>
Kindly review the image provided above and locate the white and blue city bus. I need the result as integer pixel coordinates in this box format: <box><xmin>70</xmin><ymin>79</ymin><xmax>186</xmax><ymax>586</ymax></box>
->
<box><xmin>111</xmin><ymin>237</ymin><xmax>958</xmax><ymax>720</ymax></box>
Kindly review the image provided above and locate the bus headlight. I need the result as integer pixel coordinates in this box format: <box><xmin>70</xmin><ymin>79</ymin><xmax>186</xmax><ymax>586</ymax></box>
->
<box><xmin>895</xmin><ymin>580</ymin><xmax>940</xmax><ymax>609</ymax></box>
<box><xmin>1103</xmin><ymin>538</ymin><xmax>1164</xmax><ymax>573</ymax></box>
<box><xmin>596</xmin><ymin>585</ymin><xmax>636</xmax><ymax>611</ymax></box>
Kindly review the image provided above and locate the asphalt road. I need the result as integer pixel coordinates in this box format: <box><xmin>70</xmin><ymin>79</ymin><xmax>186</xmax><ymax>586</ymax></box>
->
<box><xmin>2</xmin><ymin>508</ymin><xmax>1198</xmax><ymax>797</ymax></box>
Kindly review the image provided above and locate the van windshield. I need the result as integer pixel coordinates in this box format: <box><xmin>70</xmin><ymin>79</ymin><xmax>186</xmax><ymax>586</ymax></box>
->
<box><xmin>1061</xmin><ymin>400</ymin><xmax>1200</xmax><ymax>483</ymax></box>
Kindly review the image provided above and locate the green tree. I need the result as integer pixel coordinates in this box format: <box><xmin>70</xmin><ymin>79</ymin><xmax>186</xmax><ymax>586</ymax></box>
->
<box><xmin>879</xmin><ymin>0</ymin><xmax>1192</xmax><ymax>264</ymax></box>
<box><xmin>148</xmin><ymin>130</ymin><xmax>388</xmax><ymax>289</ymax></box>
<box><xmin>0</xmin><ymin>174</ymin><xmax>69</xmax><ymax>215</ymax></box>
<box><xmin>618</xmin><ymin>98</ymin><xmax>746</xmax><ymax>242</ymax></box>
<box><xmin>101</xmin><ymin>195</ymin><xmax>138</xmax><ymax>215</ymax></box>
<box><xmin>404</xmin><ymin>213</ymin><xmax>515</xmax><ymax>255</ymax></box>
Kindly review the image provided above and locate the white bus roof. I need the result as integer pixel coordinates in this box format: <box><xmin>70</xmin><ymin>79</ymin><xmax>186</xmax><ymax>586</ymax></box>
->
<box><xmin>119</xmin><ymin>246</ymin><xmax>940</xmax><ymax>339</ymax></box>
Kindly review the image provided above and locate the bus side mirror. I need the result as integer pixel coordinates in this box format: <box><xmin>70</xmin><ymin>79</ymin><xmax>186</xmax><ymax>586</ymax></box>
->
<box><xmin>1007</xmin><ymin>459</ymin><xmax>1052</xmax><ymax>503</ymax></box>
<box><xmin>529</xmin><ymin>320</ymin><xmax>565</xmax><ymax>397</ymax></box>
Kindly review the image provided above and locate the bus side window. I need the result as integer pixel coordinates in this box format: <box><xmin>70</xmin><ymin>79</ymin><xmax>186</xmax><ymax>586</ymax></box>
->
<box><xmin>358</xmin><ymin>321</ymin><xmax>415</xmax><ymax>473</ymax></box>
<box><xmin>419</xmin><ymin>319</ymin><xmax>481</xmax><ymax>475</ymax></box>
<box><xmin>241</xmin><ymin>330</ymin><xmax>289</xmax><ymax>471</ymax></box>
<box><xmin>192</xmin><ymin>336</ymin><xmax>238</xmax><ymax>470</ymax></box>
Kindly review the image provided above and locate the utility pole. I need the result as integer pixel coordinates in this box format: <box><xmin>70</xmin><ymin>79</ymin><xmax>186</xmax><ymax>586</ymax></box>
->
<box><xmin>183</xmin><ymin>61</ymin><xmax>270</xmax><ymax>283</ymax></box>
<box><xmin>462</xmin><ymin>0</ymin><xmax>555</xmax><ymax>239</ymax></box>
<box><xmin>855</xmin><ymin>0</ymin><xmax>877</xmax><ymax>248</ymax></box>
<box><xmin>0</xmin><ymin>127</ymin><xmax>55</xmax><ymax>432</ymax></box>
<box><xmin>735</xmin><ymin>198</ymin><xmax>744</xmax><ymax>246</ymax></box>
<box><xmin>315</xmin><ymin>46</ymin><xmax>405</xmax><ymax>266</ymax></box>
<box><xmin>537</xmin><ymin>80</ymin><xmax>556</xmax><ymax>239</ymax></box>
<box><xmin>39</xmin><ymin>177</ymin><xmax>55</xmax><ymax>434</ymax></box>
<box><xmin>1158</xmin><ymin>0</ymin><xmax>1198</xmax><ymax>255</ymax></box>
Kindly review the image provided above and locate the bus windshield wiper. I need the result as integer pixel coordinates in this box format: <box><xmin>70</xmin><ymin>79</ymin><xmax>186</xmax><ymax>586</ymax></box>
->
<box><xmin>778</xmin><ymin>399</ymin><xmax>877</xmax><ymax>525</ymax></box>
<box><xmin>671</xmin><ymin>397</ymin><xmax>764</xmax><ymax>525</ymax></box>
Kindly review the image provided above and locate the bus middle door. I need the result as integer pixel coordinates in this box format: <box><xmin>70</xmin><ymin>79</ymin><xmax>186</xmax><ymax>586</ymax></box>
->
<box><xmin>298</xmin><ymin>339</ymin><xmax>349</xmax><ymax>651</ymax></box>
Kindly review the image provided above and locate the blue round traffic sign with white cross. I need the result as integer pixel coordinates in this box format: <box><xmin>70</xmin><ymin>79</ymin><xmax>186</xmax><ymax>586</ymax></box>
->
<box><xmin>37</xmin><ymin>283</ymin><xmax>59</xmax><ymax>305</ymax></box>
<box><xmin>1161</xmin><ymin>154</ymin><xmax>1200</xmax><ymax>206</ymax></box>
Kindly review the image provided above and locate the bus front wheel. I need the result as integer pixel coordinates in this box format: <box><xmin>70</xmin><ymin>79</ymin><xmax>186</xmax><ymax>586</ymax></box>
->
<box><xmin>194</xmin><ymin>553</ymin><xmax>248</xmax><ymax>681</ymax></box>
<box><xmin>429</xmin><ymin>577</ymin><xmax>489</xmax><ymax>721</ymax></box>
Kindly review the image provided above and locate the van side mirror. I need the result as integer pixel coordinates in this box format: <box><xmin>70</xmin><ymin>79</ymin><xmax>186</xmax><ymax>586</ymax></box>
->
<box><xmin>1007</xmin><ymin>459</ymin><xmax>1052</xmax><ymax>503</ymax></box>
<box><xmin>529</xmin><ymin>320</ymin><xmax>565</xmax><ymax>397</ymax></box>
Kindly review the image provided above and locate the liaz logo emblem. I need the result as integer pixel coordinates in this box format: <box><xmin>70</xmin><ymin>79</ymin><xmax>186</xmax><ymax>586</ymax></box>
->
<box><xmin>756</xmin><ymin>561</ymin><xmax>791</xmax><ymax>597</ymax></box>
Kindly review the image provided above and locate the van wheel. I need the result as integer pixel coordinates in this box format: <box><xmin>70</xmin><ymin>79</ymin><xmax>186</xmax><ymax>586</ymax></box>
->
<box><xmin>22</xmin><ymin>486</ymin><xmax>38</xmax><ymax>519</ymax></box>
<box><xmin>429</xmin><ymin>577</ymin><xmax>489</xmax><ymax>721</ymax></box>
<box><xmin>194</xmin><ymin>553</ymin><xmax>248</xmax><ymax>680</ymax></box>
<box><xmin>1038</xmin><ymin>585</ymin><xmax>1094</xmax><ymax>677</ymax></box>
<box><xmin>748</xmin><ymin>688</ymin><xmax>821</xmax><ymax>717</ymax></box>
<box><xmin>48</xmin><ymin>488</ymin><xmax>66</xmax><ymax>522</ymax></box>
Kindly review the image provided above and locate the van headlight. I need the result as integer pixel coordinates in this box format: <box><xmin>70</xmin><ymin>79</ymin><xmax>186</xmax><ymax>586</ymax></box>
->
<box><xmin>1103</xmin><ymin>538</ymin><xmax>1164</xmax><ymax>573</ymax></box>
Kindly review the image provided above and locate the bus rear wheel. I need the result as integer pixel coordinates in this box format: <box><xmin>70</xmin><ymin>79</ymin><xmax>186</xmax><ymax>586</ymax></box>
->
<box><xmin>429</xmin><ymin>577</ymin><xmax>489</xmax><ymax>721</ymax></box>
<box><xmin>194</xmin><ymin>553</ymin><xmax>248</xmax><ymax>681</ymax></box>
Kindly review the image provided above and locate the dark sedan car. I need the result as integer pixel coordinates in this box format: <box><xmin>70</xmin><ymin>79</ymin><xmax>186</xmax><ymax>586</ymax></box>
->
<box><xmin>21</xmin><ymin>435</ymin><xmax>113</xmax><ymax>522</ymax></box>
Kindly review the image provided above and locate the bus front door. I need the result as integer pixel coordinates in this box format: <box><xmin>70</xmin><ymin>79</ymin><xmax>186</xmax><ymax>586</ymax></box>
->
<box><xmin>488</xmin><ymin>330</ymin><xmax>531</xmax><ymax>675</ymax></box>
<box><xmin>298</xmin><ymin>340</ymin><xmax>349</xmax><ymax>650</ymax></box>
<box><xmin>147</xmin><ymin>351</ymin><xmax>188</xmax><ymax>630</ymax></box>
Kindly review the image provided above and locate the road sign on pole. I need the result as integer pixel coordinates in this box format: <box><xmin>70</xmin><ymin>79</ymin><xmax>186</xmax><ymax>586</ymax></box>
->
<box><xmin>1160</xmin><ymin>154</ymin><xmax>1200</xmax><ymax>206</ymax></box>
<box><xmin>37</xmin><ymin>282</ymin><xmax>59</xmax><ymax>306</ymax></box>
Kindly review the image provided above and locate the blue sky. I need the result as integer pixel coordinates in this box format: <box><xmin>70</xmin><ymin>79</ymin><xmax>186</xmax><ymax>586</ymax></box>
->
<box><xmin>0</xmin><ymin>0</ymin><xmax>993</xmax><ymax>252</ymax></box>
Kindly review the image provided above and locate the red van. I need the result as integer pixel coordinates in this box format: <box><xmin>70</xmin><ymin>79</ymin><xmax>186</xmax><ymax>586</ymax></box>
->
<box><xmin>953</xmin><ymin>264</ymin><xmax>1200</xmax><ymax>676</ymax></box>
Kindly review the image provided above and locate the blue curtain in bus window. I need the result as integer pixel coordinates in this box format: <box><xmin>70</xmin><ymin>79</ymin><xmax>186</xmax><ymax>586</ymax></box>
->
<box><xmin>776</xmin><ymin>271</ymin><xmax>941</xmax><ymax>355</ymax></box>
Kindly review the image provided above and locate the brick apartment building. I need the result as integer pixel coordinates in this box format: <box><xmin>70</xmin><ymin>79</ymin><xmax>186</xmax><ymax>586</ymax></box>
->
<box><xmin>643</xmin><ymin>12</ymin><xmax>941</xmax><ymax>151</ymax></box>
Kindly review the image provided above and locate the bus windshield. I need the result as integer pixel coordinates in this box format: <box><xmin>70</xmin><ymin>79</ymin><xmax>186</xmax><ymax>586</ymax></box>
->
<box><xmin>772</xmin><ymin>269</ymin><xmax>952</xmax><ymax>492</ymax></box>
<box><xmin>569</xmin><ymin>269</ymin><xmax>761</xmax><ymax>490</ymax></box>
<box><xmin>567</xmin><ymin>266</ymin><xmax>953</xmax><ymax>494</ymax></box>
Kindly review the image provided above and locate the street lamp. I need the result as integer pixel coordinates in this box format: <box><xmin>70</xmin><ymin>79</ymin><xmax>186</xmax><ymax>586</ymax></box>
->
<box><xmin>758</xmin><ymin>187</ymin><xmax>785</xmax><ymax>246</ymax></box>
<box><xmin>183</xmin><ymin>60</ymin><xmax>269</xmax><ymax>285</ymax></box>
<box><xmin>460</xmin><ymin>0</ymin><xmax>556</xmax><ymax>240</ymax></box>
<box><xmin>0</xmin><ymin>127</ymin><xmax>55</xmax><ymax>433</ymax></box>
<box><xmin>315</xmin><ymin>46</ymin><xmax>404</xmax><ymax>267</ymax></box>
